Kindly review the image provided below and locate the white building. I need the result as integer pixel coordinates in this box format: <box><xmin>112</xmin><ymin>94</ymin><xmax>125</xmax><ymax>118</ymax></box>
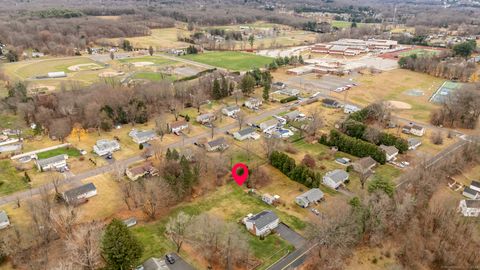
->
<box><xmin>35</xmin><ymin>154</ymin><xmax>68</xmax><ymax>171</ymax></box>
<box><xmin>0</xmin><ymin>210</ymin><xmax>10</xmax><ymax>230</ymax></box>
<box><xmin>259</xmin><ymin>119</ymin><xmax>280</xmax><ymax>132</ymax></box>
<box><xmin>380</xmin><ymin>145</ymin><xmax>399</xmax><ymax>161</ymax></box>
<box><xmin>129</xmin><ymin>129</ymin><xmax>156</xmax><ymax>144</ymax></box>
<box><xmin>245</xmin><ymin>98</ymin><xmax>262</xmax><ymax>110</ymax></box>
<box><xmin>323</xmin><ymin>169</ymin><xmax>349</xmax><ymax>189</ymax></box>
<box><xmin>93</xmin><ymin>139</ymin><xmax>120</xmax><ymax>156</ymax></box>
<box><xmin>47</xmin><ymin>71</ymin><xmax>67</xmax><ymax>78</ymax></box>
<box><xmin>233</xmin><ymin>127</ymin><xmax>260</xmax><ymax>141</ymax></box>
<box><xmin>169</xmin><ymin>120</ymin><xmax>189</xmax><ymax>134</ymax></box>
<box><xmin>196</xmin><ymin>113</ymin><xmax>216</xmax><ymax>124</ymax></box>
<box><xmin>261</xmin><ymin>194</ymin><xmax>279</xmax><ymax>205</ymax></box>
<box><xmin>295</xmin><ymin>188</ymin><xmax>324</xmax><ymax>208</ymax></box>
<box><xmin>402</xmin><ymin>124</ymin><xmax>426</xmax><ymax>137</ymax></box>
<box><xmin>344</xmin><ymin>104</ymin><xmax>360</xmax><ymax>114</ymax></box>
<box><xmin>458</xmin><ymin>200</ymin><xmax>480</xmax><ymax>217</ymax></box>
<box><xmin>222</xmin><ymin>105</ymin><xmax>241</xmax><ymax>117</ymax></box>
<box><xmin>63</xmin><ymin>183</ymin><xmax>97</xmax><ymax>204</ymax></box>
<box><xmin>408</xmin><ymin>138</ymin><xmax>422</xmax><ymax>150</ymax></box>
<box><xmin>243</xmin><ymin>210</ymin><xmax>279</xmax><ymax>237</ymax></box>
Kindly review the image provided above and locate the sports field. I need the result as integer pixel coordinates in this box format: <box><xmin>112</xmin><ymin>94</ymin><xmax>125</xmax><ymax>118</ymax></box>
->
<box><xmin>430</xmin><ymin>81</ymin><xmax>464</xmax><ymax>104</ymax></box>
<box><xmin>181</xmin><ymin>51</ymin><xmax>273</xmax><ymax>71</ymax></box>
<box><xmin>399</xmin><ymin>48</ymin><xmax>440</xmax><ymax>57</ymax></box>
<box><xmin>117</xmin><ymin>56</ymin><xmax>176</xmax><ymax>66</ymax></box>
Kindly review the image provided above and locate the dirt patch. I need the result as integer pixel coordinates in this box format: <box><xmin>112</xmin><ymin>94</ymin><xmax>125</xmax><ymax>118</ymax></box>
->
<box><xmin>386</xmin><ymin>100</ymin><xmax>412</xmax><ymax>110</ymax></box>
<box><xmin>67</xmin><ymin>63</ymin><xmax>103</xmax><ymax>71</ymax></box>
<box><xmin>132</xmin><ymin>61</ymin><xmax>154</xmax><ymax>67</ymax></box>
<box><xmin>27</xmin><ymin>84</ymin><xmax>56</xmax><ymax>93</ymax></box>
<box><xmin>98</xmin><ymin>71</ymin><xmax>125</xmax><ymax>78</ymax></box>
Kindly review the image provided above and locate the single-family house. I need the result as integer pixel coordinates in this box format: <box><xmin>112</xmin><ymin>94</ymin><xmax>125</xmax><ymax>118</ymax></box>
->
<box><xmin>222</xmin><ymin>105</ymin><xmax>241</xmax><ymax>117</ymax></box>
<box><xmin>470</xmin><ymin>180</ymin><xmax>480</xmax><ymax>193</ymax></box>
<box><xmin>259</xmin><ymin>119</ymin><xmax>280</xmax><ymax>132</ymax></box>
<box><xmin>234</xmin><ymin>127</ymin><xmax>260</xmax><ymax>141</ymax></box>
<box><xmin>295</xmin><ymin>188</ymin><xmax>324</xmax><ymax>208</ymax></box>
<box><xmin>353</xmin><ymin>157</ymin><xmax>377</xmax><ymax>173</ymax></box>
<box><xmin>323</xmin><ymin>169</ymin><xmax>349</xmax><ymax>189</ymax></box>
<box><xmin>262</xmin><ymin>194</ymin><xmax>279</xmax><ymax>205</ymax></box>
<box><xmin>205</xmin><ymin>137</ymin><xmax>229</xmax><ymax>152</ymax></box>
<box><xmin>272</xmin><ymin>82</ymin><xmax>286</xmax><ymax>90</ymax></box>
<box><xmin>245</xmin><ymin>98</ymin><xmax>262</xmax><ymax>110</ymax></box>
<box><xmin>322</xmin><ymin>98</ymin><xmax>341</xmax><ymax>108</ymax></box>
<box><xmin>243</xmin><ymin>210</ymin><xmax>280</xmax><ymax>237</ymax></box>
<box><xmin>63</xmin><ymin>183</ymin><xmax>97</xmax><ymax>204</ymax></box>
<box><xmin>123</xmin><ymin>217</ymin><xmax>137</xmax><ymax>228</ymax></box>
<box><xmin>125</xmin><ymin>163</ymin><xmax>158</xmax><ymax>181</ymax></box>
<box><xmin>284</xmin><ymin>111</ymin><xmax>305</xmax><ymax>122</ymax></box>
<box><xmin>459</xmin><ymin>199</ymin><xmax>480</xmax><ymax>217</ymax></box>
<box><xmin>402</xmin><ymin>124</ymin><xmax>425</xmax><ymax>137</ymax></box>
<box><xmin>2</xmin><ymin>129</ymin><xmax>21</xmax><ymax>136</ymax></box>
<box><xmin>142</xmin><ymin>257</ymin><xmax>170</xmax><ymax>270</ymax></box>
<box><xmin>35</xmin><ymin>154</ymin><xmax>68</xmax><ymax>171</ymax></box>
<box><xmin>408</xmin><ymin>138</ymin><xmax>422</xmax><ymax>150</ymax></box>
<box><xmin>129</xmin><ymin>129</ymin><xmax>156</xmax><ymax>144</ymax></box>
<box><xmin>279</xmin><ymin>88</ymin><xmax>300</xmax><ymax>97</ymax></box>
<box><xmin>463</xmin><ymin>186</ymin><xmax>479</xmax><ymax>199</ymax></box>
<box><xmin>196</xmin><ymin>113</ymin><xmax>216</xmax><ymax>124</ymax></box>
<box><xmin>344</xmin><ymin>104</ymin><xmax>360</xmax><ymax>114</ymax></box>
<box><xmin>93</xmin><ymin>139</ymin><xmax>120</xmax><ymax>156</ymax></box>
<box><xmin>380</xmin><ymin>145</ymin><xmax>399</xmax><ymax>161</ymax></box>
<box><xmin>169</xmin><ymin>120</ymin><xmax>188</xmax><ymax>134</ymax></box>
<box><xmin>0</xmin><ymin>210</ymin><xmax>10</xmax><ymax>230</ymax></box>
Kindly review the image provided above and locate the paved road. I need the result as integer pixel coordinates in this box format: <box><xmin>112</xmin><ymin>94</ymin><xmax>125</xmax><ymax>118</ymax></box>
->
<box><xmin>169</xmin><ymin>253</ymin><xmax>196</xmax><ymax>270</ymax></box>
<box><xmin>0</xmin><ymin>106</ymin><xmax>291</xmax><ymax>206</ymax></box>
<box><xmin>266</xmin><ymin>243</ymin><xmax>318</xmax><ymax>270</ymax></box>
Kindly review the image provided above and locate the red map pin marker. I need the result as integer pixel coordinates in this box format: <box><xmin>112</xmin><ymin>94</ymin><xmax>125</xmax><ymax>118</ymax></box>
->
<box><xmin>232</xmin><ymin>163</ymin><xmax>249</xmax><ymax>186</ymax></box>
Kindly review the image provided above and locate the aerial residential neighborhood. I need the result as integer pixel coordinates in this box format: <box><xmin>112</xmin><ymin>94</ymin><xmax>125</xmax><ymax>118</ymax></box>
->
<box><xmin>0</xmin><ymin>0</ymin><xmax>479</xmax><ymax>269</ymax></box>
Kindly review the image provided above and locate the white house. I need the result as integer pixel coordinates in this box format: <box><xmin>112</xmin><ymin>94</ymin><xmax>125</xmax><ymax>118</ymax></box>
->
<box><xmin>129</xmin><ymin>129</ymin><xmax>156</xmax><ymax>144</ymax></box>
<box><xmin>243</xmin><ymin>210</ymin><xmax>279</xmax><ymax>237</ymax></box>
<box><xmin>262</xmin><ymin>194</ymin><xmax>279</xmax><ymax>205</ymax></box>
<box><xmin>93</xmin><ymin>139</ymin><xmax>120</xmax><ymax>156</ymax></box>
<box><xmin>380</xmin><ymin>145</ymin><xmax>399</xmax><ymax>161</ymax></box>
<box><xmin>279</xmin><ymin>88</ymin><xmax>300</xmax><ymax>97</ymax></box>
<box><xmin>63</xmin><ymin>183</ymin><xmax>97</xmax><ymax>204</ymax></box>
<box><xmin>205</xmin><ymin>137</ymin><xmax>229</xmax><ymax>152</ymax></box>
<box><xmin>295</xmin><ymin>188</ymin><xmax>324</xmax><ymax>208</ymax></box>
<box><xmin>402</xmin><ymin>124</ymin><xmax>425</xmax><ymax>137</ymax></box>
<box><xmin>259</xmin><ymin>119</ymin><xmax>280</xmax><ymax>132</ymax></box>
<box><xmin>344</xmin><ymin>104</ymin><xmax>360</xmax><ymax>114</ymax></box>
<box><xmin>245</xmin><ymin>98</ymin><xmax>262</xmax><ymax>110</ymax></box>
<box><xmin>322</xmin><ymin>169</ymin><xmax>349</xmax><ymax>189</ymax></box>
<box><xmin>233</xmin><ymin>127</ymin><xmax>260</xmax><ymax>141</ymax></box>
<box><xmin>470</xmin><ymin>180</ymin><xmax>480</xmax><ymax>193</ymax></box>
<box><xmin>463</xmin><ymin>186</ymin><xmax>479</xmax><ymax>199</ymax></box>
<box><xmin>407</xmin><ymin>138</ymin><xmax>422</xmax><ymax>150</ymax></box>
<box><xmin>35</xmin><ymin>154</ymin><xmax>68</xmax><ymax>171</ymax></box>
<box><xmin>284</xmin><ymin>111</ymin><xmax>305</xmax><ymax>122</ymax></box>
<box><xmin>222</xmin><ymin>105</ymin><xmax>240</xmax><ymax>117</ymax></box>
<box><xmin>169</xmin><ymin>120</ymin><xmax>189</xmax><ymax>134</ymax></box>
<box><xmin>0</xmin><ymin>210</ymin><xmax>10</xmax><ymax>230</ymax></box>
<box><xmin>196</xmin><ymin>113</ymin><xmax>216</xmax><ymax>124</ymax></box>
<box><xmin>458</xmin><ymin>200</ymin><xmax>480</xmax><ymax>217</ymax></box>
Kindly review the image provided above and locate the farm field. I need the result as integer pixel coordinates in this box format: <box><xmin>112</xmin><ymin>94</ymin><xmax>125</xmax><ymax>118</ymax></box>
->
<box><xmin>331</xmin><ymin>69</ymin><xmax>444</xmax><ymax>123</ymax></box>
<box><xmin>100</xmin><ymin>28</ymin><xmax>191</xmax><ymax>50</ymax></box>
<box><xmin>181</xmin><ymin>51</ymin><xmax>274</xmax><ymax>71</ymax></box>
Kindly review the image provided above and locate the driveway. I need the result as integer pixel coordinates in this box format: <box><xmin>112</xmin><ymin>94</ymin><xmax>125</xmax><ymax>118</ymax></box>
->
<box><xmin>168</xmin><ymin>253</ymin><xmax>196</xmax><ymax>270</ymax></box>
<box><xmin>275</xmin><ymin>223</ymin><xmax>306</xmax><ymax>249</ymax></box>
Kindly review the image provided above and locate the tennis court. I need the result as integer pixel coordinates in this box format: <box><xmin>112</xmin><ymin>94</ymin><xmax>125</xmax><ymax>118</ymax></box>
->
<box><xmin>430</xmin><ymin>81</ymin><xmax>464</xmax><ymax>103</ymax></box>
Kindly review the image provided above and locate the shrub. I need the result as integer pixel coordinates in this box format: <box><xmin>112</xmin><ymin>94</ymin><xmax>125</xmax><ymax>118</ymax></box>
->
<box><xmin>280</xmin><ymin>96</ymin><xmax>298</xmax><ymax>103</ymax></box>
<box><xmin>431</xmin><ymin>131</ymin><xmax>444</xmax><ymax>145</ymax></box>
<box><xmin>301</xmin><ymin>154</ymin><xmax>316</xmax><ymax>168</ymax></box>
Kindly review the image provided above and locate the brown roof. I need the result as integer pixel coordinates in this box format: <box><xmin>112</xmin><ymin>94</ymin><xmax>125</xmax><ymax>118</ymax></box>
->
<box><xmin>170</xmin><ymin>120</ymin><xmax>188</xmax><ymax>129</ymax></box>
<box><xmin>354</xmin><ymin>157</ymin><xmax>377</xmax><ymax>171</ymax></box>
<box><xmin>128</xmin><ymin>163</ymin><xmax>154</xmax><ymax>176</ymax></box>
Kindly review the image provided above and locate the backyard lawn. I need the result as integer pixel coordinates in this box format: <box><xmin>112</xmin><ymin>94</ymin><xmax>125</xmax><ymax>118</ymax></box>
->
<box><xmin>36</xmin><ymin>147</ymin><xmax>81</xmax><ymax>159</ymax></box>
<box><xmin>181</xmin><ymin>51</ymin><xmax>274</xmax><ymax>71</ymax></box>
<box><xmin>0</xmin><ymin>160</ymin><xmax>29</xmax><ymax>195</ymax></box>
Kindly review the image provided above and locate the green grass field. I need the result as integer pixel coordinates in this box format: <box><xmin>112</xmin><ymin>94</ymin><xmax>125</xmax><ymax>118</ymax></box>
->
<box><xmin>399</xmin><ymin>49</ymin><xmax>440</xmax><ymax>58</ymax></box>
<box><xmin>133</xmin><ymin>184</ymin><xmax>301</xmax><ymax>267</ymax></box>
<box><xmin>331</xmin><ymin>20</ymin><xmax>368</xmax><ymax>28</ymax></box>
<box><xmin>132</xmin><ymin>72</ymin><xmax>176</xmax><ymax>81</ymax></box>
<box><xmin>36</xmin><ymin>147</ymin><xmax>81</xmax><ymax>159</ymax></box>
<box><xmin>181</xmin><ymin>51</ymin><xmax>273</xmax><ymax>71</ymax></box>
<box><xmin>0</xmin><ymin>160</ymin><xmax>29</xmax><ymax>195</ymax></box>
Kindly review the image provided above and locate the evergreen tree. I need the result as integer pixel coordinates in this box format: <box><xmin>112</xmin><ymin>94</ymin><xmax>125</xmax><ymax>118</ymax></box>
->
<box><xmin>263</xmin><ymin>81</ymin><xmax>270</xmax><ymax>101</ymax></box>
<box><xmin>368</xmin><ymin>176</ymin><xmax>395</xmax><ymax>197</ymax></box>
<box><xmin>228</xmin><ymin>81</ymin><xmax>235</xmax><ymax>96</ymax></box>
<box><xmin>240</xmin><ymin>74</ymin><xmax>255</xmax><ymax>95</ymax></box>
<box><xmin>299</xmin><ymin>55</ymin><xmax>304</xmax><ymax>64</ymax></box>
<box><xmin>101</xmin><ymin>219</ymin><xmax>143</xmax><ymax>270</ymax></box>
<box><xmin>212</xmin><ymin>79</ymin><xmax>222</xmax><ymax>100</ymax></box>
<box><xmin>221</xmin><ymin>76</ymin><xmax>229</xmax><ymax>97</ymax></box>
<box><xmin>148</xmin><ymin>45</ymin><xmax>154</xmax><ymax>56</ymax></box>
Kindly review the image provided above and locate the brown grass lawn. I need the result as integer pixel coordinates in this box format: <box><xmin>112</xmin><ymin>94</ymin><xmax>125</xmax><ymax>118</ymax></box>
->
<box><xmin>331</xmin><ymin>69</ymin><xmax>444</xmax><ymax>124</ymax></box>
<box><xmin>346</xmin><ymin>244</ymin><xmax>400</xmax><ymax>270</ymax></box>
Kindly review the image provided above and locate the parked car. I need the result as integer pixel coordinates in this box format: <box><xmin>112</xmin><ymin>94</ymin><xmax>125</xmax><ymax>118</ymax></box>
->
<box><xmin>165</xmin><ymin>254</ymin><xmax>175</xmax><ymax>264</ymax></box>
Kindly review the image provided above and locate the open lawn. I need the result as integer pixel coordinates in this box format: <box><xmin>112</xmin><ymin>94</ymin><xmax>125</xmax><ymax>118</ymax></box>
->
<box><xmin>181</xmin><ymin>51</ymin><xmax>273</xmax><ymax>71</ymax></box>
<box><xmin>331</xmin><ymin>20</ymin><xmax>367</xmax><ymax>28</ymax></box>
<box><xmin>133</xmin><ymin>184</ymin><xmax>302</xmax><ymax>268</ymax></box>
<box><xmin>132</xmin><ymin>72</ymin><xmax>176</xmax><ymax>81</ymax></box>
<box><xmin>117</xmin><ymin>56</ymin><xmax>176</xmax><ymax>66</ymax></box>
<box><xmin>36</xmin><ymin>147</ymin><xmax>80</xmax><ymax>159</ymax></box>
<box><xmin>331</xmin><ymin>69</ymin><xmax>444</xmax><ymax>123</ymax></box>
<box><xmin>0</xmin><ymin>160</ymin><xmax>29</xmax><ymax>196</ymax></box>
<box><xmin>101</xmin><ymin>28</ymin><xmax>191</xmax><ymax>50</ymax></box>
<box><xmin>399</xmin><ymin>48</ymin><xmax>440</xmax><ymax>57</ymax></box>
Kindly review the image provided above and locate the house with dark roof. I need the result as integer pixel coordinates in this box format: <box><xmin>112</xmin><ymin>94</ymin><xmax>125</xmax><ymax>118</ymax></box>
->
<box><xmin>459</xmin><ymin>200</ymin><xmax>480</xmax><ymax>217</ymax></box>
<box><xmin>63</xmin><ymin>183</ymin><xmax>97</xmax><ymax>204</ymax></box>
<box><xmin>380</xmin><ymin>145</ymin><xmax>399</xmax><ymax>161</ymax></box>
<box><xmin>408</xmin><ymin>138</ymin><xmax>422</xmax><ymax>150</ymax></box>
<box><xmin>233</xmin><ymin>127</ymin><xmax>260</xmax><ymax>141</ymax></box>
<box><xmin>243</xmin><ymin>210</ymin><xmax>280</xmax><ymax>236</ymax></box>
<box><xmin>129</xmin><ymin>129</ymin><xmax>156</xmax><ymax>144</ymax></box>
<box><xmin>470</xmin><ymin>180</ymin><xmax>480</xmax><ymax>193</ymax></box>
<box><xmin>353</xmin><ymin>157</ymin><xmax>377</xmax><ymax>173</ymax></box>
<box><xmin>295</xmin><ymin>188</ymin><xmax>324</xmax><ymax>208</ymax></box>
<box><xmin>463</xmin><ymin>186</ymin><xmax>479</xmax><ymax>199</ymax></box>
<box><xmin>322</xmin><ymin>169</ymin><xmax>349</xmax><ymax>189</ymax></box>
<box><xmin>0</xmin><ymin>210</ymin><xmax>10</xmax><ymax>230</ymax></box>
<box><xmin>322</xmin><ymin>98</ymin><xmax>341</xmax><ymax>108</ymax></box>
<box><xmin>205</xmin><ymin>137</ymin><xmax>229</xmax><ymax>152</ymax></box>
<box><xmin>35</xmin><ymin>154</ymin><xmax>68</xmax><ymax>171</ymax></box>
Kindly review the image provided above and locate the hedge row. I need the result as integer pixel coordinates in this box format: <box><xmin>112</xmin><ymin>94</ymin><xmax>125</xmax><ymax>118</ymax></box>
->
<box><xmin>269</xmin><ymin>151</ymin><xmax>321</xmax><ymax>188</ymax></box>
<box><xmin>319</xmin><ymin>130</ymin><xmax>387</xmax><ymax>164</ymax></box>
<box><xmin>280</xmin><ymin>96</ymin><xmax>298</xmax><ymax>103</ymax></box>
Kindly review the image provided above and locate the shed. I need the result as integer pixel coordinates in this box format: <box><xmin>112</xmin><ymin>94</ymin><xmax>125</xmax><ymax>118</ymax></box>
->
<box><xmin>295</xmin><ymin>188</ymin><xmax>324</xmax><ymax>208</ymax></box>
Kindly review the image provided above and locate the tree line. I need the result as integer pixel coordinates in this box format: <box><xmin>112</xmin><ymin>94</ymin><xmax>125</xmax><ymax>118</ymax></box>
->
<box><xmin>269</xmin><ymin>150</ymin><xmax>321</xmax><ymax>188</ymax></box>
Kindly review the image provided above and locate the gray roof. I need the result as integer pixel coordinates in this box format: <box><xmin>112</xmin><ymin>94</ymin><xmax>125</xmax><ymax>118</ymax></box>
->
<box><xmin>408</xmin><ymin>138</ymin><xmax>422</xmax><ymax>147</ymax></box>
<box><xmin>463</xmin><ymin>186</ymin><xmax>479</xmax><ymax>196</ymax></box>
<box><xmin>95</xmin><ymin>139</ymin><xmax>119</xmax><ymax>151</ymax></box>
<box><xmin>260</xmin><ymin>119</ymin><xmax>279</xmax><ymax>129</ymax></box>
<box><xmin>236</xmin><ymin>127</ymin><xmax>256</xmax><ymax>137</ymax></box>
<box><xmin>0</xmin><ymin>210</ymin><xmax>9</xmax><ymax>224</ymax></box>
<box><xmin>297</xmin><ymin>188</ymin><xmax>324</xmax><ymax>205</ymax></box>
<box><xmin>471</xmin><ymin>180</ymin><xmax>480</xmax><ymax>189</ymax></box>
<box><xmin>131</xmin><ymin>130</ymin><xmax>156</xmax><ymax>140</ymax></box>
<box><xmin>224</xmin><ymin>105</ymin><xmax>240</xmax><ymax>112</ymax></box>
<box><xmin>284</xmin><ymin>111</ymin><xmax>301</xmax><ymax>120</ymax></box>
<box><xmin>197</xmin><ymin>113</ymin><xmax>214</xmax><ymax>120</ymax></box>
<box><xmin>63</xmin><ymin>183</ymin><xmax>96</xmax><ymax>202</ymax></box>
<box><xmin>380</xmin><ymin>145</ymin><xmax>399</xmax><ymax>156</ymax></box>
<box><xmin>143</xmin><ymin>258</ymin><xmax>169</xmax><ymax>270</ymax></box>
<box><xmin>247</xmin><ymin>210</ymin><xmax>279</xmax><ymax>231</ymax></box>
<box><xmin>325</xmin><ymin>169</ymin><xmax>349</xmax><ymax>184</ymax></box>
<box><xmin>465</xmin><ymin>200</ymin><xmax>480</xmax><ymax>208</ymax></box>
<box><xmin>36</xmin><ymin>154</ymin><xmax>67</xmax><ymax>167</ymax></box>
<box><xmin>207</xmin><ymin>137</ymin><xmax>227</xmax><ymax>148</ymax></box>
